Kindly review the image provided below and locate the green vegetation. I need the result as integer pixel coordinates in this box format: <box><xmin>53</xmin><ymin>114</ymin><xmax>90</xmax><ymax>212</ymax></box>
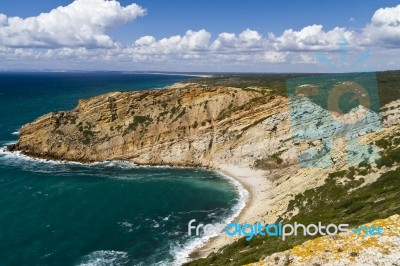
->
<box><xmin>171</xmin><ymin>106</ymin><xmax>179</xmax><ymax>115</ymax></box>
<box><xmin>378</xmin><ymin>147</ymin><xmax>400</xmax><ymax>168</ymax></box>
<box><xmin>189</xmin><ymin>74</ymin><xmax>313</xmax><ymax>97</ymax></box>
<box><xmin>68</xmin><ymin>115</ymin><xmax>77</xmax><ymax>124</ymax></box>
<box><xmin>82</xmin><ymin>129</ymin><xmax>96</xmax><ymax>145</ymax></box>
<box><xmin>186</xmin><ymin>164</ymin><xmax>400</xmax><ymax>266</ymax></box>
<box><xmin>377</xmin><ymin>70</ymin><xmax>400</xmax><ymax>106</ymax></box>
<box><xmin>172</xmin><ymin>107</ymin><xmax>186</xmax><ymax>123</ymax></box>
<box><xmin>234</xmin><ymin>116</ymin><xmax>268</xmax><ymax>140</ymax></box>
<box><xmin>376</xmin><ymin>129</ymin><xmax>400</xmax><ymax>168</ymax></box>
<box><xmin>157</xmin><ymin>110</ymin><xmax>169</xmax><ymax>122</ymax></box>
<box><xmin>123</xmin><ymin>115</ymin><xmax>153</xmax><ymax>135</ymax></box>
<box><xmin>254</xmin><ymin>151</ymin><xmax>284</xmax><ymax>170</ymax></box>
<box><xmin>186</xmin><ymin>129</ymin><xmax>400</xmax><ymax>266</ymax></box>
<box><xmin>98</xmin><ymin>134</ymin><xmax>112</xmax><ymax>143</ymax></box>
<box><xmin>187</xmin><ymin>70</ymin><xmax>400</xmax><ymax>107</ymax></box>
<box><xmin>216</xmin><ymin>95</ymin><xmax>269</xmax><ymax>121</ymax></box>
<box><xmin>161</xmin><ymin>102</ymin><xmax>168</xmax><ymax>109</ymax></box>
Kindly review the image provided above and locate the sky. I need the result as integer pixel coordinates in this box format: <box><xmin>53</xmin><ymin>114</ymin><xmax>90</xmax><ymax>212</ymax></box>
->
<box><xmin>0</xmin><ymin>0</ymin><xmax>400</xmax><ymax>72</ymax></box>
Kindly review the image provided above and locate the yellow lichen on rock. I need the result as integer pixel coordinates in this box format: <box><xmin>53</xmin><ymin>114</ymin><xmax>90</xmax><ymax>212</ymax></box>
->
<box><xmin>247</xmin><ymin>215</ymin><xmax>400</xmax><ymax>266</ymax></box>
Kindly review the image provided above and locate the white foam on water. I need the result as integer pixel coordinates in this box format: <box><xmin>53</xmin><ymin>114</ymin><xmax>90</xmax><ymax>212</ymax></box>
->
<box><xmin>0</xmin><ymin>147</ymin><xmax>86</xmax><ymax>166</ymax></box>
<box><xmin>11</xmin><ymin>131</ymin><xmax>19</xmax><ymax>136</ymax></box>
<box><xmin>118</xmin><ymin>222</ymin><xmax>134</xmax><ymax>233</ymax></box>
<box><xmin>152</xmin><ymin>222</ymin><xmax>160</xmax><ymax>228</ymax></box>
<box><xmin>118</xmin><ymin>222</ymin><xmax>133</xmax><ymax>228</ymax></box>
<box><xmin>170</xmin><ymin>170</ymin><xmax>249</xmax><ymax>265</ymax></box>
<box><xmin>162</xmin><ymin>215</ymin><xmax>171</xmax><ymax>221</ymax></box>
<box><xmin>2</xmin><ymin>141</ymin><xmax>17</xmax><ymax>146</ymax></box>
<box><xmin>77</xmin><ymin>250</ymin><xmax>129</xmax><ymax>266</ymax></box>
<box><xmin>0</xmin><ymin>147</ymin><xmax>141</xmax><ymax>170</ymax></box>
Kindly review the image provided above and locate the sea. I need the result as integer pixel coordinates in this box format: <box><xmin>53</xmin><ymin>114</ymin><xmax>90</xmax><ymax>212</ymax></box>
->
<box><xmin>0</xmin><ymin>72</ymin><xmax>246</xmax><ymax>265</ymax></box>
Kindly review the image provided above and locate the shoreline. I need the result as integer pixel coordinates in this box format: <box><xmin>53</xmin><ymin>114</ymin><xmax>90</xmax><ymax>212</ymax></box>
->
<box><xmin>172</xmin><ymin>166</ymin><xmax>250</xmax><ymax>265</ymax></box>
<box><xmin>1</xmin><ymin>146</ymin><xmax>270</xmax><ymax>264</ymax></box>
<box><xmin>186</xmin><ymin>164</ymin><xmax>271</xmax><ymax>262</ymax></box>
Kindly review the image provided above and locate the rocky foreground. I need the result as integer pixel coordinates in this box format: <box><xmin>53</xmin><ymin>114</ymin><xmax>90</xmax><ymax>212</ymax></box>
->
<box><xmin>247</xmin><ymin>215</ymin><xmax>400</xmax><ymax>266</ymax></box>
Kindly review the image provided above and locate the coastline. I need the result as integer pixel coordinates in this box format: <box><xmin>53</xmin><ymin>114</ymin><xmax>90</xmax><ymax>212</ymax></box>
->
<box><xmin>4</xmin><ymin>80</ymin><xmax>275</xmax><ymax>264</ymax></box>
<box><xmin>187</xmin><ymin>164</ymin><xmax>271</xmax><ymax>262</ymax></box>
<box><xmin>2</xmin><ymin>144</ymin><xmax>270</xmax><ymax>265</ymax></box>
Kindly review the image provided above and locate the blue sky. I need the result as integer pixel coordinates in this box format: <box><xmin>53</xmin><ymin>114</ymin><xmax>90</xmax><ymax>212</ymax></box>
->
<box><xmin>1</xmin><ymin>0</ymin><xmax>397</xmax><ymax>42</ymax></box>
<box><xmin>0</xmin><ymin>0</ymin><xmax>400</xmax><ymax>72</ymax></box>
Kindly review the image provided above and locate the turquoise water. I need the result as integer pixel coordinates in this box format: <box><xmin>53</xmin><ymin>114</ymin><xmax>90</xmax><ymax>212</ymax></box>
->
<box><xmin>0</xmin><ymin>73</ymin><xmax>241</xmax><ymax>265</ymax></box>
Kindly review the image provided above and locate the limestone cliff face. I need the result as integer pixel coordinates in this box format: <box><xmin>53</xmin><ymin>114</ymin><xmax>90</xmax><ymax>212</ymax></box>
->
<box><xmin>11</xmin><ymin>83</ymin><xmax>293</xmax><ymax>168</ymax></box>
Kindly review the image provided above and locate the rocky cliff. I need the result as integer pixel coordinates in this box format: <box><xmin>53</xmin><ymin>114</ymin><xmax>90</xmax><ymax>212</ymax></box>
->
<box><xmin>10</xmin><ymin>82</ymin><xmax>295</xmax><ymax>170</ymax></box>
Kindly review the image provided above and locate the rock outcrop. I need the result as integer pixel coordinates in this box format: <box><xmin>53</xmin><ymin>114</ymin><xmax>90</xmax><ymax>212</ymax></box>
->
<box><xmin>11</xmin><ymin>83</ymin><xmax>295</xmax><ymax>169</ymax></box>
<box><xmin>247</xmin><ymin>215</ymin><xmax>400</xmax><ymax>266</ymax></box>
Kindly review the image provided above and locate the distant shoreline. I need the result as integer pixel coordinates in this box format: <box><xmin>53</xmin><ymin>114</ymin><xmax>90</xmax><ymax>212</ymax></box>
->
<box><xmin>130</xmin><ymin>72</ymin><xmax>214</xmax><ymax>78</ymax></box>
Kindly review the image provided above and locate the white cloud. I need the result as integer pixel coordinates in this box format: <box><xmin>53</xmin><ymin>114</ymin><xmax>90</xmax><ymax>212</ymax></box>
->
<box><xmin>211</xmin><ymin>33</ymin><xmax>236</xmax><ymax>49</ymax></box>
<box><xmin>269</xmin><ymin>25</ymin><xmax>354</xmax><ymax>51</ymax></box>
<box><xmin>1</xmin><ymin>3</ymin><xmax>400</xmax><ymax>71</ymax></box>
<box><xmin>363</xmin><ymin>5</ymin><xmax>400</xmax><ymax>47</ymax></box>
<box><xmin>264</xmin><ymin>51</ymin><xmax>287</xmax><ymax>63</ymax></box>
<box><xmin>135</xmin><ymin>36</ymin><xmax>156</xmax><ymax>46</ymax></box>
<box><xmin>0</xmin><ymin>14</ymin><xmax>7</xmax><ymax>26</ymax></box>
<box><xmin>130</xmin><ymin>29</ymin><xmax>211</xmax><ymax>57</ymax></box>
<box><xmin>178</xmin><ymin>30</ymin><xmax>211</xmax><ymax>50</ymax></box>
<box><xmin>212</xmin><ymin>28</ymin><xmax>264</xmax><ymax>50</ymax></box>
<box><xmin>0</xmin><ymin>0</ymin><xmax>146</xmax><ymax>48</ymax></box>
<box><xmin>239</xmin><ymin>29</ymin><xmax>261</xmax><ymax>41</ymax></box>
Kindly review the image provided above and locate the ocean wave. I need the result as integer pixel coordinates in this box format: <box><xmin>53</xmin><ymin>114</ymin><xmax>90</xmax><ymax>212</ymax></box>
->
<box><xmin>0</xmin><ymin>147</ymin><xmax>179</xmax><ymax>172</ymax></box>
<box><xmin>1</xmin><ymin>141</ymin><xmax>17</xmax><ymax>146</ymax></box>
<box><xmin>170</xmin><ymin>171</ymin><xmax>249</xmax><ymax>265</ymax></box>
<box><xmin>0</xmin><ymin>147</ymin><xmax>132</xmax><ymax>170</ymax></box>
<box><xmin>162</xmin><ymin>214</ymin><xmax>171</xmax><ymax>221</ymax></box>
<box><xmin>11</xmin><ymin>130</ymin><xmax>19</xmax><ymax>136</ymax></box>
<box><xmin>0</xmin><ymin>148</ymin><xmax>145</xmax><ymax>181</ymax></box>
<box><xmin>118</xmin><ymin>221</ymin><xmax>134</xmax><ymax>233</ymax></box>
<box><xmin>77</xmin><ymin>250</ymin><xmax>129</xmax><ymax>266</ymax></box>
<box><xmin>0</xmin><ymin>147</ymin><xmax>86</xmax><ymax>166</ymax></box>
<box><xmin>118</xmin><ymin>221</ymin><xmax>133</xmax><ymax>228</ymax></box>
<box><xmin>0</xmin><ymin>148</ymin><xmax>221</xmax><ymax>185</ymax></box>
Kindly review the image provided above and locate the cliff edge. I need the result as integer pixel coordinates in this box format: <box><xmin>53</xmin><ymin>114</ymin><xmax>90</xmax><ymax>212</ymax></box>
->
<box><xmin>9</xmin><ymin>83</ymin><xmax>292</xmax><ymax>169</ymax></box>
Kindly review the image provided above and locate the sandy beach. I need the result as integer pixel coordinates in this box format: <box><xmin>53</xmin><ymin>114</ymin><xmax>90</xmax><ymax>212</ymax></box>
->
<box><xmin>188</xmin><ymin>164</ymin><xmax>272</xmax><ymax>261</ymax></box>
